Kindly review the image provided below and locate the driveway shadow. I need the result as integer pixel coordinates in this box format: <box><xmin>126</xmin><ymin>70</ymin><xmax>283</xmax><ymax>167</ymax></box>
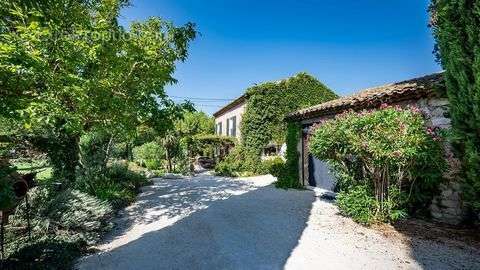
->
<box><xmin>391</xmin><ymin>219</ymin><xmax>480</xmax><ymax>270</ymax></box>
<box><xmin>78</xmin><ymin>177</ymin><xmax>315</xmax><ymax>270</ymax></box>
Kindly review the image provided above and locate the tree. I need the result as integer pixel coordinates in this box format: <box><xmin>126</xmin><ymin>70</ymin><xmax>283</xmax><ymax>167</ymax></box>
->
<box><xmin>160</xmin><ymin>132</ymin><xmax>178</xmax><ymax>173</ymax></box>
<box><xmin>0</xmin><ymin>0</ymin><xmax>196</xmax><ymax>184</ymax></box>
<box><xmin>175</xmin><ymin>111</ymin><xmax>214</xmax><ymax>138</ymax></box>
<box><xmin>430</xmin><ymin>0</ymin><xmax>480</xmax><ymax>213</ymax></box>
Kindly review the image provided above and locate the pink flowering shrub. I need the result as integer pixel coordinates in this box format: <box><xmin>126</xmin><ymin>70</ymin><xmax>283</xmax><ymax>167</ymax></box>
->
<box><xmin>310</xmin><ymin>107</ymin><xmax>445</xmax><ymax>224</ymax></box>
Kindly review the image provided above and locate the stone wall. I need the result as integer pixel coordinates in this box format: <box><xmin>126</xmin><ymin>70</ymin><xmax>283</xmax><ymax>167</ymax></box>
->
<box><xmin>416</xmin><ymin>97</ymin><xmax>465</xmax><ymax>225</ymax></box>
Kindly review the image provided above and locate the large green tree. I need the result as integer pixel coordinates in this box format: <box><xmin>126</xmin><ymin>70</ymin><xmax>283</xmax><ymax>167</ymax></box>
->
<box><xmin>0</xmin><ymin>0</ymin><xmax>196</xmax><ymax>184</ymax></box>
<box><xmin>430</xmin><ymin>0</ymin><xmax>480</xmax><ymax>213</ymax></box>
<box><xmin>175</xmin><ymin>111</ymin><xmax>214</xmax><ymax>137</ymax></box>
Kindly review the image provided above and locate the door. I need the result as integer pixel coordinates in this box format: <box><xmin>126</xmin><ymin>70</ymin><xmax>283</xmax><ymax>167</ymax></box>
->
<box><xmin>308</xmin><ymin>154</ymin><xmax>336</xmax><ymax>191</ymax></box>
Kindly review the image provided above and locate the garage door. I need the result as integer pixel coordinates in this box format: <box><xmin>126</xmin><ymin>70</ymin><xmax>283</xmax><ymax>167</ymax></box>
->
<box><xmin>308</xmin><ymin>154</ymin><xmax>336</xmax><ymax>191</ymax></box>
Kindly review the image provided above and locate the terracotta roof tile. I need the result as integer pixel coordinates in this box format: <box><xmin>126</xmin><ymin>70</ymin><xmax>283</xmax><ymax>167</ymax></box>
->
<box><xmin>286</xmin><ymin>73</ymin><xmax>444</xmax><ymax>121</ymax></box>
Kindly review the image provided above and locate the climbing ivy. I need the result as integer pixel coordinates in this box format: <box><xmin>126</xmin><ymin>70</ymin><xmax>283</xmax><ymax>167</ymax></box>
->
<box><xmin>275</xmin><ymin>122</ymin><xmax>303</xmax><ymax>189</ymax></box>
<box><xmin>240</xmin><ymin>72</ymin><xmax>337</xmax><ymax>170</ymax></box>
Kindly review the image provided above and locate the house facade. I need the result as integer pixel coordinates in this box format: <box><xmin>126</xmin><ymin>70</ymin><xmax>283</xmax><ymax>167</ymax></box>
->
<box><xmin>286</xmin><ymin>73</ymin><xmax>464</xmax><ymax>225</ymax></box>
<box><xmin>213</xmin><ymin>94</ymin><xmax>286</xmax><ymax>159</ymax></box>
<box><xmin>213</xmin><ymin>95</ymin><xmax>246</xmax><ymax>139</ymax></box>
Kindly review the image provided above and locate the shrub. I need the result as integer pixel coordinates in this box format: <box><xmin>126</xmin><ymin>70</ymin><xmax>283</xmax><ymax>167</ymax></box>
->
<box><xmin>107</xmin><ymin>162</ymin><xmax>149</xmax><ymax>191</ymax></box>
<box><xmin>89</xmin><ymin>181</ymin><xmax>136</xmax><ymax>209</ymax></box>
<box><xmin>111</xmin><ymin>142</ymin><xmax>128</xmax><ymax>159</ymax></box>
<box><xmin>310</xmin><ymin>106</ymin><xmax>445</xmax><ymax>223</ymax></box>
<box><xmin>75</xmin><ymin>160</ymin><xmax>149</xmax><ymax>209</ymax></box>
<box><xmin>7</xmin><ymin>187</ymin><xmax>113</xmax><ymax>249</ymax></box>
<box><xmin>133</xmin><ymin>141</ymin><xmax>165</xmax><ymax>170</ymax></box>
<box><xmin>86</xmin><ymin>163</ymin><xmax>149</xmax><ymax>209</ymax></box>
<box><xmin>261</xmin><ymin>157</ymin><xmax>285</xmax><ymax>177</ymax></box>
<box><xmin>214</xmin><ymin>146</ymin><xmax>247</xmax><ymax>176</ymax></box>
<box><xmin>5</xmin><ymin>187</ymin><xmax>114</xmax><ymax>268</ymax></box>
<box><xmin>337</xmin><ymin>185</ymin><xmax>408</xmax><ymax>225</ymax></box>
<box><xmin>337</xmin><ymin>185</ymin><xmax>377</xmax><ymax>225</ymax></box>
<box><xmin>4</xmin><ymin>239</ymin><xmax>84</xmax><ymax>270</ymax></box>
<box><xmin>276</xmin><ymin>122</ymin><xmax>303</xmax><ymax>189</ymax></box>
<box><xmin>215</xmin><ymin>160</ymin><xmax>237</xmax><ymax>177</ymax></box>
<box><xmin>215</xmin><ymin>145</ymin><xmax>289</xmax><ymax>177</ymax></box>
<box><xmin>0</xmin><ymin>161</ymin><xmax>16</xmax><ymax>210</ymax></box>
<box><xmin>77</xmin><ymin>131</ymin><xmax>111</xmax><ymax>191</ymax></box>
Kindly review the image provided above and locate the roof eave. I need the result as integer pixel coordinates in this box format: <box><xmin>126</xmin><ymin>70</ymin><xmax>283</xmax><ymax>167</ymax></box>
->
<box><xmin>213</xmin><ymin>95</ymin><xmax>247</xmax><ymax>118</ymax></box>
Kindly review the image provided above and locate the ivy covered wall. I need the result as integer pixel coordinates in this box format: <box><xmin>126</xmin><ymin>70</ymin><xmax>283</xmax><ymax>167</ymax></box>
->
<box><xmin>240</xmin><ymin>72</ymin><xmax>337</xmax><ymax>165</ymax></box>
<box><xmin>275</xmin><ymin>122</ymin><xmax>303</xmax><ymax>189</ymax></box>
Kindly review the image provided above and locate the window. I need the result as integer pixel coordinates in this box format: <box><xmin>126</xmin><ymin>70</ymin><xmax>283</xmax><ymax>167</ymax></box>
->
<box><xmin>227</xmin><ymin>116</ymin><xmax>236</xmax><ymax>137</ymax></box>
<box><xmin>216</xmin><ymin>122</ymin><xmax>222</xmax><ymax>135</ymax></box>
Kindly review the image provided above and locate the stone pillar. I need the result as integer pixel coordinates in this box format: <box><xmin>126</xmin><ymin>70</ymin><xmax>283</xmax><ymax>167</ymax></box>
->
<box><xmin>418</xmin><ymin>97</ymin><xmax>466</xmax><ymax>225</ymax></box>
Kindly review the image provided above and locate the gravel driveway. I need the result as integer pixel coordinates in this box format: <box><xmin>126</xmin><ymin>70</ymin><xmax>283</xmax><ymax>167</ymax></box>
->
<box><xmin>77</xmin><ymin>174</ymin><xmax>480</xmax><ymax>270</ymax></box>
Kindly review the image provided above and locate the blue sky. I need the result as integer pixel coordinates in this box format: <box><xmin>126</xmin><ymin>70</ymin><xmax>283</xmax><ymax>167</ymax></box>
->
<box><xmin>120</xmin><ymin>0</ymin><xmax>441</xmax><ymax>115</ymax></box>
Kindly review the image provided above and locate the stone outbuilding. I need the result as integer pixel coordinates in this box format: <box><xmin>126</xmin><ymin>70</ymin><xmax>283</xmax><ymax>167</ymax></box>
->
<box><xmin>286</xmin><ymin>73</ymin><xmax>465</xmax><ymax>225</ymax></box>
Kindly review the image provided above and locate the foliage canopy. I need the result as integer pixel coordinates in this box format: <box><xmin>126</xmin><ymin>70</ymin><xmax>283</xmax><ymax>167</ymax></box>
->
<box><xmin>430</xmin><ymin>0</ymin><xmax>480</xmax><ymax>213</ymax></box>
<box><xmin>0</xmin><ymin>0</ymin><xmax>196</xmax><ymax>183</ymax></box>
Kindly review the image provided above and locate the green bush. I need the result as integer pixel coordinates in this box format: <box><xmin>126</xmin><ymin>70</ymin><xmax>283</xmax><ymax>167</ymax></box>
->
<box><xmin>133</xmin><ymin>141</ymin><xmax>165</xmax><ymax>170</ymax></box>
<box><xmin>0</xmin><ymin>161</ymin><xmax>16</xmax><ymax>210</ymax></box>
<box><xmin>215</xmin><ymin>146</ymin><xmax>288</xmax><ymax>177</ymax></box>
<box><xmin>276</xmin><ymin>122</ymin><xmax>303</xmax><ymax>189</ymax></box>
<box><xmin>4</xmin><ymin>239</ymin><xmax>84</xmax><ymax>270</ymax></box>
<box><xmin>5</xmin><ymin>187</ymin><xmax>114</xmax><ymax>268</ymax></box>
<box><xmin>111</xmin><ymin>142</ymin><xmax>128</xmax><ymax>159</ymax></box>
<box><xmin>7</xmin><ymin>187</ymin><xmax>113</xmax><ymax>248</ymax></box>
<box><xmin>337</xmin><ymin>185</ymin><xmax>377</xmax><ymax>225</ymax></box>
<box><xmin>76</xmin><ymin>160</ymin><xmax>149</xmax><ymax>209</ymax></box>
<box><xmin>89</xmin><ymin>163</ymin><xmax>149</xmax><ymax>208</ymax></box>
<box><xmin>261</xmin><ymin>157</ymin><xmax>285</xmax><ymax>177</ymax></box>
<box><xmin>107</xmin><ymin>162</ymin><xmax>149</xmax><ymax>191</ymax></box>
<box><xmin>89</xmin><ymin>181</ymin><xmax>136</xmax><ymax>209</ymax></box>
<box><xmin>310</xmin><ymin>106</ymin><xmax>445</xmax><ymax>223</ymax></box>
<box><xmin>215</xmin><ymin>160</ymin><xmax>237</xmax><ymax>177</ymax></box>
<box><xmin>77</xmin><ymin>131</ymin><xmax>112</xmax><ymax>192</ymax></box>
<box><xmin>214</xmin><ymin>146</ymin><xmax>248</xmax><ymax>176</ymax></box>
<box><xmin>337</xmin><ymin>185</ymin><xmax>408</xmax><ymax>225</ymax></box>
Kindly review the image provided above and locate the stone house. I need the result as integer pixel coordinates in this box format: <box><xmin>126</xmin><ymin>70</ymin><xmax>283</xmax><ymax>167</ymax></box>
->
<box><xmin>213</xmin><ymin>94</ymin><xmax>246</xmax><ymax>140</ymax></box>
<box><xmin>213</xmin><ymin>93</ymin><xmax>285</xmax><ymax>158</ymax></box>
<box><xmin>286</xmin><ymin>73</ymin><xmax>465</xmax><ymax>225</ymax></box>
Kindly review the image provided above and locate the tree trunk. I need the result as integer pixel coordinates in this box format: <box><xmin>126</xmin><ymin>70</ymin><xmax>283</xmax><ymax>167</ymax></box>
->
<box><xmin>166</xmin><ymin>148</ymin><xmax>172</xmax><ymax>173</ymax></box>
<box><xmin>46</xmin><ymin>134</ymin><xmax>80</xmax><ymax>186</ymax></box>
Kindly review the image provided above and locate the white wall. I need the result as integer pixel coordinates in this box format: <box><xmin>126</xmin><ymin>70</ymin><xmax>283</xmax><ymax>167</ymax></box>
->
<box><xmin>214</xmin><ymin>102</ymin><xmax>246</xmax><ymax>139</ymax></box>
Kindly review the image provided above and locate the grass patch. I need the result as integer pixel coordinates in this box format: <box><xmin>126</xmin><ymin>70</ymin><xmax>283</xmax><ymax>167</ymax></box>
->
<box><xmin>11</xmin><ymin>158</ymin><xmax>53</xmax><ymax>182</ymax></box>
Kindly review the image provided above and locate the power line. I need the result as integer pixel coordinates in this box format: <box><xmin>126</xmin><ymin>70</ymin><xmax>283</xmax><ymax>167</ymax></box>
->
<box><xmin>170</xmin><ymin>96</ymin><xmax>235</xmax><ymax>101</ymax></box>
<box><xmin>193</xmin><ymin>104</ymin><xmax>225</xmax><ymax>108</ymax></box>
<box><xmin>191</xmin><ymin>103</ymin><xmax>225</xmax><ymax>107</ymax></box>
<box><xmin>171</xmin><ymin>98</ymin><xmax>228</xmax><ymax>103</ymax></box>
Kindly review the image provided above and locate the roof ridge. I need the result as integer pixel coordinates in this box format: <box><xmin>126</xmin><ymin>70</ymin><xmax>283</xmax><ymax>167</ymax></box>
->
<box><xmin>287</xmin><ymin>72</ymin><xmax>444</xmax><ymax>121</ymax></box>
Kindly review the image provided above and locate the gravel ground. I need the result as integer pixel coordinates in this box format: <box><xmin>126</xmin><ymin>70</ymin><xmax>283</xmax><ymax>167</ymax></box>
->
<box><xmin>76</xmin><ymin>174</ymin><xmax>480</xmax><ymax>270</ymax></box>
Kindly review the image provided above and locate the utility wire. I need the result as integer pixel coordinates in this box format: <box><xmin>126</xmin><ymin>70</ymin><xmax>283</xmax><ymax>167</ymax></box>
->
<box><xmin>193</xmin><ymin>104</ymin><xmax>225</xmax><ymax>108</ymax></box>
<box><xmin>171</xmin><ymin>98</ymin><xmax>229</xmax><ymax>103</ymax></box>
<box><xmin>170</xmin><ymin>96</ymin><xmax>235</xmax><ymax>101</ymax></box>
